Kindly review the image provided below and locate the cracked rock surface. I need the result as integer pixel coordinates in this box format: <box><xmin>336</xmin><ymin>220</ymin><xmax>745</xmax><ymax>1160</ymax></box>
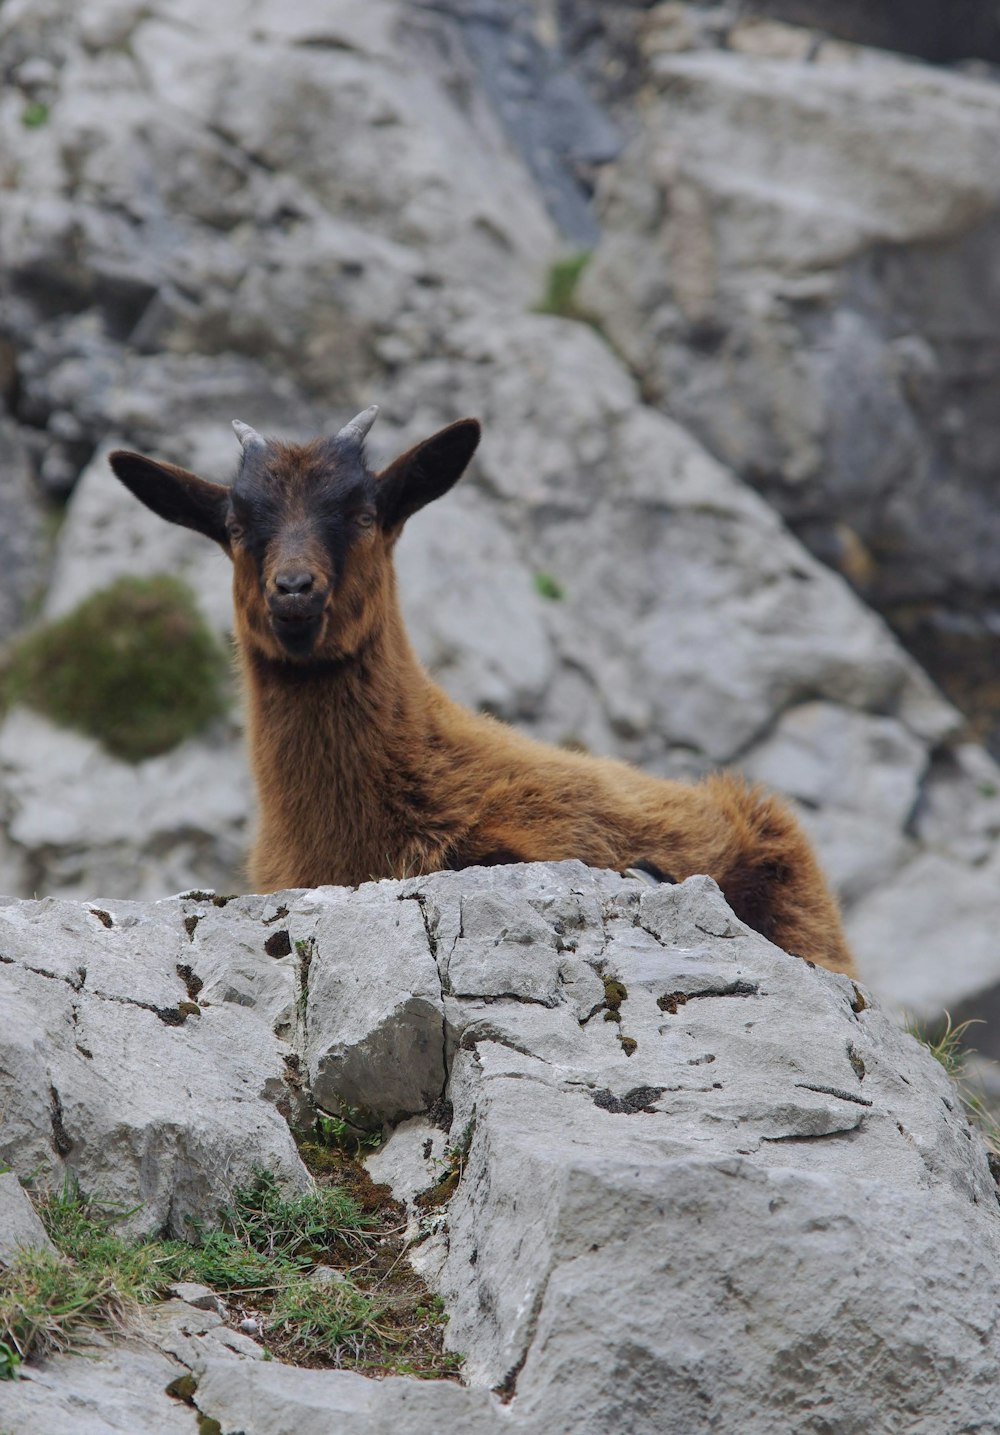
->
<box><xmin>2</xmin><ymin>864</ymin><xmax>998</xmax><ymax>1433</ymax></box>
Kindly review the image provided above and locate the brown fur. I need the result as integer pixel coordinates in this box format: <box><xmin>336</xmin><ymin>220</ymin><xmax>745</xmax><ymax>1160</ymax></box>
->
<box><xmin>109</xmin><ymin>421</ymin><xmax>856</xmax><ymax>977</ymax></box>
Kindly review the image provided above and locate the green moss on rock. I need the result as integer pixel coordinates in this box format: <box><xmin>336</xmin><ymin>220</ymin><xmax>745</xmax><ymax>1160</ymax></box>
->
<box><xmin>535</xmin><ymin>250</ymin><xmax>592</xmax><ymax>318</ymax></box>
<box><xmin>3</xmin><ymin>575</ymin><xmax>229</xmax><ymax>762</ymax></box>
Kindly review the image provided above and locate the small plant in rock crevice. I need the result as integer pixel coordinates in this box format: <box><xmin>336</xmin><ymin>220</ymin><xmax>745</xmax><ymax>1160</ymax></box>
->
<box><xmin>0</xmin><ymin>1339</ymin><xmax>22</xmax><ymax>1380</ymax></box>
<box><xmin>414</xmin><ymin>1122</ymin><xmax>474</xmax><ymax>1212</ymax></box>
<box><xmin>906</xmin><ymin>1011</ymin><xmax>982</xmax><ymax>1080</ymax></box>
<box><xmin>906</xmin><ymin>1012</ymin><xmax>1000</xmax><ymax>1161</ymax></box>
<box><xmin>300</xmin><ymin>1108</ymin><xmax>383</xmax><ymax>1161</ymax></box>
<box><xmin>1</xmin><ymin>574</ymin><xmax>230</xmax><ymax>762</ymax></box>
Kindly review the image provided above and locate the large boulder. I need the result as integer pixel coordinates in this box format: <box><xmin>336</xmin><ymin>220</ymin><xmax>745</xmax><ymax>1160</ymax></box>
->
<box><xmin>1</xmin><ymin>865</ymin><xmax>998</xmax><ymax>1433</ymax></box>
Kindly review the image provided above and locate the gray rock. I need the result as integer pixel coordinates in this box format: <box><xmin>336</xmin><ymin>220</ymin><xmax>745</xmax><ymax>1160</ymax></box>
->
<box><xmin>304</xmin><ymin>887</ymin><xmax>446</xmax><ymax>1125</ymax></box>
<box><xmin>398</xmin><ymin>487</ymin><xmax>555</xmax><ymax>720</ymax></box>
<box><xmin>125</xmin><ymin>1</ymin><xmax>556</xmax><ymax>305</ymax></box>
<box><xmin>0</xmin><ymin>421</ymin><xmax>53</xmax><ymax>643</ymax></box>
<box><xmin>578</xmin><ymin>12</ymin><xmax>1000</xmax><ymax>751</ymax></box>
<box><xmin>745</xmin><ymin>0</ymin><xmax>1000</xmax><ymax>66</ymax></box>
<box><xmin>0</xmin><ymin>891</ymin><xmax>309</xmax><ymax>1234</ymax></box>
<box><xmin>0</xmin><ymin>708</ymin><xmax>248</xmax><ymax>903</ymax></box>
<box><xmin>142</xmin><ymin>1294</ymin><xmax>266</xmax><ymax>1369</ymax></box>
<box><xmin>424</xmin><ymin>0</ymin><xmax>621</xmax><ymax>244</ymax></box>
<box><xmin>194</xmin><ymin>1358</ymin><xmax>506</xmax><ymax>1435</ymax></box>
<box><xmin>0</xmin><ymin>865</ymin><xmax>997</xmax><ymax>1432</ymax></box>
<box><xmin>847</xmin><ymin>850</ymin><xmax>1000</xmax><ymax>1023</ymax></box>
<box><xmin>421</xmin><ymin>867</ymin><xmax>1000</xmax><ymax>1432</ymax></box>
<box><xmin>0</xmin><ymin>1295</ymin><xmax>266</xmax><ymax>1435</ymax></box>
<box><xmin>167</xmin><ymin>1281</ymin><xmax>227</xmax><ymax>1314</ymax></box>
<box><xmin>0</xmin><ymin>1169</ymin><xmax>55</xmax><ymax>1266</ymax></box>
<box><xmin>179</xmin><ymin>890</ymin><xmax>300</xmax><ymax>1036</ymax></box>
<box><xmin>742</xmin><ymin>701</ymin><xmax>927</xmax><ymax>905</ymax></box>
<box><xmin>0</xmin><ymin>1341</ymin><xmax>196</xmax><ymax>1435</ymax></box>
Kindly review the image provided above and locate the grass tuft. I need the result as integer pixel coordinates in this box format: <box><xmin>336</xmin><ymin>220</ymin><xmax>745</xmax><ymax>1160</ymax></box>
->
<box><xmin>2</xmin><ymin>574</ymin><xmax>229</xmax><ymax>761</ymax></box>
<box><xmin>907</xmin><ymin>1012</ymin><xmax>1000</xmax><ymax>1159</ymax></box>
<box><xmin>906</xmin><ymin>1011</ymin><xmax>982</xmax><ymax>1080</ymax></box>
<box><xmin>0</xmin><ymin>1179</ymin><xmax>164</xmax><ymax>1370</ymax></box>
<box><xmin>1</xmin><ymin>1168</ymin><xmax>460</xmax><ymax>1379</ymax></box>
<box><xmin>534</xmin><ymin>251</ymin><xmax>592</xmax><ymax>319</ymax></box>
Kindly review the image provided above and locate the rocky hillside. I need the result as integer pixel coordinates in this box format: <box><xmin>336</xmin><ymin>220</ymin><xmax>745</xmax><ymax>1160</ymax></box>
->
<box><xmin>2</xmin><ymin>0</ymin><xmax>1000</xmax><ymax>1045</ymax></box>
<box><xmin>2</xmin><ymin>867</ymin><xmax>999</xmax><ymax>1433</ymax></box>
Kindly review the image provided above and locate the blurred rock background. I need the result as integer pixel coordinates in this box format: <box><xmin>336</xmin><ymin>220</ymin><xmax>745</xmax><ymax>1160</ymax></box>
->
<box><xmin>2</xmin><ymin>0</ymin><xmax>1000</xmax><ymax>1054</ymax></box>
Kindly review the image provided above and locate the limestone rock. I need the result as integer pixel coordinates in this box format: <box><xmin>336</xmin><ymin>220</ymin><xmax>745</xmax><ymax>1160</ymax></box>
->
<box><xmin>0</xmin><ymin>1342</ymin><xmax>197</xmax><ymax>1435</ymax></box>
<box><xmin>0</xmin><ymin>1170</ymin><xmax>55</xmax><ymax>1267</ymax></box>
<box><xmin>847</xmin><ymin>850</ymin><xmax>1000</xmax><ymax>1027</ymax></box>
<box><xmin>0</xmin><ymin>708</ymin><xmax>248</xmax><ymax>902</ymax></box>
<box><xmin>0</xmin><ymin>866</ymin><xmax>997</xmax><ymax>1432</ymax></box>
<box><xmin>193</xmin><ymin>1359</ymin><xmax>505</xmax><ymax>1435</ymax></box>
<box><xmin>398</xmin><ymin>487</ymin><xmax>556</xmax><ymax>721</ymax></box>
<box><xmin>304</xmin><ymin>887</ymin><xmax>446</xmax><ymax>1124</ymax></box>
<box><xmin>391</xmin><ymin>867</ymin><xmax>1000</xmax><ymax>1433</ymax></box>
<box><xmin>0</xmin><ymin>891</ymin><xmax>309</xmax><ymax>1234</ymax></box>
<box><xmin>579</xmin><ymin>10</ymin><xmax>1000</xmax><ymax>748</ymax></box>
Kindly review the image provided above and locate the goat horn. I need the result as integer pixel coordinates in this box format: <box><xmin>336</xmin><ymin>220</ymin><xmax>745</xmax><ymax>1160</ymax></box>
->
<box><xmin>335</xmin><ymin>405</ymin><xmax>379</xmax><ymax>444</ymax></box>
<box><xmin>232</xmin><ymin>420</ymin><xmax>266</xmax><ymax>453</ymax></box>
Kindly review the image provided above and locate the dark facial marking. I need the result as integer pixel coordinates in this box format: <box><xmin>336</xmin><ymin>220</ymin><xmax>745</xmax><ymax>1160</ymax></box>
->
<box><xmin>231</xmin><ymin>438</ymin><xmax>377</xmax><ymax>588</ymax></box>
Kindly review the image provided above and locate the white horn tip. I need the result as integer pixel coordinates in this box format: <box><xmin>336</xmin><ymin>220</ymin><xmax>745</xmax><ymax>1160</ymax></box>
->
<box><xmin>336</xmin><ymin>404</ymin><xmax>380</xmax><ymax>444</ymax></box>
<box><xmin>232</xmin><ymin>420</ymin><xmax>266</xmax><ymax>452</ymax></box>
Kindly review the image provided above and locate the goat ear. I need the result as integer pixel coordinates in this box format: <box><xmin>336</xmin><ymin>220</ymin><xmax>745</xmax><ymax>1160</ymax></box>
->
<box><xmin>108</xmin><ymin>451</ymin><xmax>231</xmax><ymax>549</ymax></box>
<box><xmin>376</xmin><ymin>419</ymin><xmax>480</xmax><ymax>530</ymax></box>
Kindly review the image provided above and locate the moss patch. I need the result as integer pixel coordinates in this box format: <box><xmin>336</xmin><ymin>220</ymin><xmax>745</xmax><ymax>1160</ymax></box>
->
<box><xmin>21</xmin><ymin>101</ymin><xmax>50</xmax><ymax>129</ymax></box>
<box><xmin>3</xmin><ymin>574</ymin><xmax>229</xmax><ymax>761</ymax></box>
<box><xmin>602</xmin><ymin>976</ymin><xmax>628</xmax><ymax>1024</ymax></box>
<box><xmin>535</xmin><ymin>250</ymin><xmax>592</xmax><ymax>319</ymax></box>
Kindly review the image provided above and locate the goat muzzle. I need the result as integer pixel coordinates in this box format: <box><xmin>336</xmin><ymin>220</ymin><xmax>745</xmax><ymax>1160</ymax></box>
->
<box><xmin>267</xmin><ymin>586</ymin><xmax>328</xmax><ymax>656</ymax></box>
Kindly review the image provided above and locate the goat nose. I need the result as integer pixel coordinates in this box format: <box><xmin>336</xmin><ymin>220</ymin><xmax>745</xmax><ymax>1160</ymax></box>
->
<box><xmin>275</xmin><ymin>570</ymin><xmax>315</xmax><ymax>595</ymax></box>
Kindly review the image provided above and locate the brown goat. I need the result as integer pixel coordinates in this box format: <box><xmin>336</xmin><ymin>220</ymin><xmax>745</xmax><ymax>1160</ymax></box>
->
<box><xmin>109</xmin><ymin>409</ymin><xmax>855</xmax><ymax>976</ymax></box>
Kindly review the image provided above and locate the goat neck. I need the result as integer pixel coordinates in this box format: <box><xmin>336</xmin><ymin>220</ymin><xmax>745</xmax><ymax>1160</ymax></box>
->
<box><xmin>237</xmin><ymin>578</ymin><xmax>443</xmax><ymax>891</ymax></box>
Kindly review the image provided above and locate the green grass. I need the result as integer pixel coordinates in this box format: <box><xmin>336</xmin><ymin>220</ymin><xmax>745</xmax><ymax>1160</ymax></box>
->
<box><xmin>21</xmin><ymin>102</ymin><xmax>49</xmax><ymax>129</ymax></box>
<box><xmin>534</xmin><ymin>250</ymin><xmax>592</xmax><ymax>319</ymax></box>
<box><xmin>907</xmin><ymin>1012</ymin><xmax>1000</xmax><ymax>1158</ymax></box>
<box><xmin>533</xmin><ymin>571</ymin><xmax>565</xmax><ymax>602</ymax></box>
<box><xmin>1</xmin><ymin>1169</ymin><xmax>460</xmax><ymax>1378</ymax></box>
<box><xmin>906</xmin><ymin>1011</ymin><xmax>982</xmax><ymax>1080</ymax></box>
<box><xmin>0</xmin><ymin>1339</ymin><xmax>22</xmax><ymax>1379</ymax></box>
<box><xmin>2</xmin><ymin>574</ymin><xmax>229</xmax><ymax>761</ymax></box>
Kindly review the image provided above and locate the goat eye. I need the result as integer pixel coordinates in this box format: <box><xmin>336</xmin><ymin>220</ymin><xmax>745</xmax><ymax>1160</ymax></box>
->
<box><xmin>227</xmin><ymin>522</ymin><xmax>244</xmax><ymax>543</ymax></box>
<box><xmin>355</xmin><ymin>511</ymin><xmax>375</xmax><ymax>529</ymax></box>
